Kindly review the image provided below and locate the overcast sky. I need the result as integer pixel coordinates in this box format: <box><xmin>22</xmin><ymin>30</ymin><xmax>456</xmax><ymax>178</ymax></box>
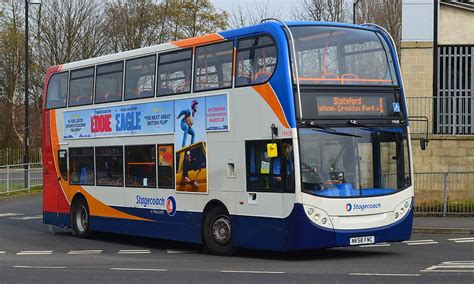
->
<box><xmin>210</xmin><ymin>0</ymin><xmax>294</xmax><ymax>20</ymax></box>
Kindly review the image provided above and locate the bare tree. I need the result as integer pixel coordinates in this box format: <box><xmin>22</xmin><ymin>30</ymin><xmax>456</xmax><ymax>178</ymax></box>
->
<box><xmin>228</xmin><ymin>0</ymin><xmax>281</xmax><ymax>29</ymax></box>
<box><xmin>355</xmin><ymin>0</ymin><xmax>402</xmax><ymax>52</ymax></box>
<box><xmin>292</xmin><ymin>0</ymin><xmax>349</xmax><ymax>23</ymax></box>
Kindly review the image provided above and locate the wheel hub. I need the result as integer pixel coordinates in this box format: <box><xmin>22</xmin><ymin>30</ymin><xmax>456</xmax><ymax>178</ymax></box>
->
<box><xmin>211</xmin><ymin>216</ymin><xmax>231</xmax><ymax>246</ymax></box>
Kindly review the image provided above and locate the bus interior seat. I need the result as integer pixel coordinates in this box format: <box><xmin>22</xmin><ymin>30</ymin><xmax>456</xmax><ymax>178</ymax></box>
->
<box><xmin>138</xmin><ymin>89</ymin><xmax>153</xmax><ymax>97</ymax></box>
<box><xmin>341</xmin><ymin>74</ymin><xmax>359</xmax><ymax>85</ymax></box>
<box><xmin>105</xmin><ymin>92</ymin><xmax>121</xmax><ymax>102</ymax></box>
<box><xmin>76</xmin><ymin>96</ymin><xmax>91</xmax><ymax>105</ymax></box>
<box><xmin>158</xmin><ymin>87</ymin><xmax>174</xmax><ymax>96</ymax></box>
<box><xmin>236</xmin><ymin>76</ymin><xmax>252</xmax><ymax>86</ymax></box>
<box><xmin>255</xmin><ymin>71</ymin><xmax>272</xmax><ymax>83</ymax></box>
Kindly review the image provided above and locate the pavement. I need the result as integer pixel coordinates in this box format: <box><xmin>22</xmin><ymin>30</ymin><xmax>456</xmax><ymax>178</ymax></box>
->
<box><xmin>413</xmin><ymin>216</ymin><xmax>474</xmax><ymax>235</ymax></box>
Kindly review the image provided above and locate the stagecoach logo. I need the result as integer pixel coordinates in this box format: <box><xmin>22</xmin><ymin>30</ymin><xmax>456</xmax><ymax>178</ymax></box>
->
<box><xmin>166</xmin><ymin>196</ymin><xmax>177</xmax><ymax>217</ymax></box>
<box><xmin>346</xmin><ymin>202</ymin><xmax>382</xmax><ymax>212</ymax></box>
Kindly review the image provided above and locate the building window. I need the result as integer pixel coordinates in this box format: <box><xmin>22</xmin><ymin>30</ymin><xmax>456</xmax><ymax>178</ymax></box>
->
<box><xmin>96</xmin><ymin>146</ymin><xmax>124</xmax><ymax>187</ymax></box>
<box><xmin>245</xmin><ymin>140</ymin><xmax>294</xmax><ymax>192</ymax></box>
<box><xmin>236</xmin><ymin>36</ymin><xmax>277</xmax><ymax>86</ymax></box>
<box><xmin>46</xmin><ymin>72</ymin><xmax>68</xmax><ymax>109</ymax></box>
<box><xmin>436</xmin><ymin>45</ymin><xmax>473</xmax><ymax>134</ymax></box>
<box><xmin>69</xmin><ymin>67</ymin><xmax>94</xmax><ymax>107</ymax></box>
<box><xmin>158</xmin><ymin>145</ymin><xmax>174</xmax><ymax>188</ymax></box>
<box><xmin>69</xmin><ymin>147</ymin><xmax>94</xmax><ymax>185</ymax></box>
<box><xmin>125</xmin><ymin>145</ymin><xmax>156</xmax><ymax>188</ymax></box>
<box><xmin>157</xmin><ymin>49</ymin><xmax>192</xmax><ymax>96</ymax></box>
<box><xmin>194</xmin><ymin>41</ymin><xmax>234</xmax><ymax>92</ymax></box>
<box><xmin>125</xmin><ymin>55</ymin><xmax>156</xmax><ymax>100</ymax></box>
<box><xmin>95</xmin><ymin>62</ymin><xmax>123</xmax><ymax>104</ymax></box>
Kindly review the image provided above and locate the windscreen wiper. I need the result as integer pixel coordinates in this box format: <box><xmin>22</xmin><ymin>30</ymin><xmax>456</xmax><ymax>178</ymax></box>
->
<box><xmin>300</xmin><ymin>120</ymin><xmax>361</xmax><ymax>138</ymax></box>
<box><xmin>346</xmin><ymin>120</ymin><xmax>399</xmax><ymax>135</ymax></box>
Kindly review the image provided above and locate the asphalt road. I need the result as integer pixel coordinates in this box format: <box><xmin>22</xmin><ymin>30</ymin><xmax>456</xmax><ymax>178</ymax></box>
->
<box><xmin>0</xmin><ymin>194</ymin><xmax>473</xmax><ymax>283</ymax></box>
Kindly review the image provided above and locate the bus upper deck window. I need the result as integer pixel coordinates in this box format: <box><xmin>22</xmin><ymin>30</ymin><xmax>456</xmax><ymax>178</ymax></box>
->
<box><xmin>236</xmin><ymin>35</ymin><xmax>277</xmax><ymax>87</ymax></box>
<box><xmin>157</xmin><ymin>49</ymin><xmax>192</xmax><ymax>96</ymax></box>
<box><xmin>46</xmin><ymin>72</ymin><xmax>68</xmax><ymax>109</ymax></box>
<box><xmin>194</xmin><ymin>41</ymin><xmax>233</xmax><ymax>92</ymax></box>
<box><xmin>95</xmin><ymin>61</ymin><xmax>123</xmax><ymax>104</ymax></box>
<box><xmin>125</xmin><ymin>55</ymin><xmax>156</xmax><ymax>100</ymax></box>
<box><xmin>69</xmin><ymin>67</ymin><xmax>94</xmax><ymax>107</ymax></box>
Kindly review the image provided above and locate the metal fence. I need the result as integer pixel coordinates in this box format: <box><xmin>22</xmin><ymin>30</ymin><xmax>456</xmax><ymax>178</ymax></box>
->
<box><xmin>0</xmin><ymin>163</ymin><xmax>43</xmax><ymax>196</ymax></box>
<box><xmin>406</xmin><ymin>96</ymin><xmax>433</xmax><ymax>134</ymax></box>
<box><xmin>414</xmin><ymin>172</ymin><xmax>474</xmax><ymax>216</ymax></box>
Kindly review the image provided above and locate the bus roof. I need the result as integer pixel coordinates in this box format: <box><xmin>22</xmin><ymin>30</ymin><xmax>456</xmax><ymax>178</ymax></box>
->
<box><xmin>54</xmin><ymin>21</ymin><xmax>386</xmax><ymax>73</ymax></box>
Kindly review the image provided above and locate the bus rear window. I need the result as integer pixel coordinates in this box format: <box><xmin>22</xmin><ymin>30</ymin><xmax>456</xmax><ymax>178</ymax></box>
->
<box><xmin>290</xmin><ymin>26</ymin><xmax>398</xmax><ymax>86</ymax></box>
<box><xmin>46</xmin><ymin>72</ymin><xmax>68</xmax><ymax>109</ymax></box>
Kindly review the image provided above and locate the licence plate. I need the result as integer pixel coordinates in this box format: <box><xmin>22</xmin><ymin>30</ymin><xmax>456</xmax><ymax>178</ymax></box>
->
<box><xmin>350</xmin><ymin>236</ymin><xmax>375</xmax><ymax>245</ymax></box>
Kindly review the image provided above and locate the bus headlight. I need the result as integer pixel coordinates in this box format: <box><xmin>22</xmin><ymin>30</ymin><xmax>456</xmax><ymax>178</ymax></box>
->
<box><xmin>394</xmin><ymin>198</ymin><xmax>412</xmax><ymax>221</ymax></box>
<box><xmin>303</xmin><ymin>205</ymin><xmax>333</xmax><ymax>229</ymax></box>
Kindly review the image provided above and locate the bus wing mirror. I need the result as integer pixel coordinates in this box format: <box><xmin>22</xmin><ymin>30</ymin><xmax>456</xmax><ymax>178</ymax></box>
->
<box><xmin>408</xmin><ymin>116</ymin><xmax>429</xmax><ymax>151</ymax></box>
<box><xmin>267</xmin><ymin>143</ymin><xmax>278</xmax><ymax>158</ymax></box>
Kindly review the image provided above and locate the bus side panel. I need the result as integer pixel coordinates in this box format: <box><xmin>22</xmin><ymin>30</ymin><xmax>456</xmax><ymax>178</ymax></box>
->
<box><xmin>88</xmin><ymin>214</ymin><xmax>201</xmax><ymax>244</ymax></box>
<box><xmin>42</xmin><ymin>108</ymin><xmax>71</xmax><ymax>228</ymax></box>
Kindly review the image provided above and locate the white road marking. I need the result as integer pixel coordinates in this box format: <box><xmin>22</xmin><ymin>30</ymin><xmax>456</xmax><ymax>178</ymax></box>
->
<box><xmin>407</xmin><ymin>241</ymin><xmax>439</xmax><ymax>245</ymax></box>
<box><xmin>0</xmin><ymin>213</ymin><xmax>24</xmax><ymax>217</ymax></box>
<box><xmin>350</xmin><ymin>273</ymin><xmax>420</xmax><ymax>277</ymax></box>
<box><xmin>17</xmin><ymin>250</ymin><xmax>53</xmax><ymax>255</ymax></box>
<box><xmin>117</xmin><ymin>249</ymin><xmax>151</xmax><ymax>254</ymax></box>
<box><xmin>403</xmin><ymin>240</ymin><xmax>438</xmax><ymax>245</ymax></box>
<box><xmin>403</xmin><ymin>239</ymin><xmax>436</xmax><ymax>243</ymax></box>
<box><xmin>166</xmin><ymin>249</ymin><xmax>197</xmax><ymax>254</ymax></box>
<box><xmin>68</xmin><ymin>250</ymin><xmax>103</xmax><ymax>255</ymax></box>
<box><xmin>454</xmin><ymin>240</ymin><xmax>474</xmax><ymax>243</ymax></box>
<box><xmin>9</xmin><ymin>215</ymin><xmax>42</xmax><ymax>220</ymax></box>
<box><xmin>0</xmin><ymin>251</ymin><xmax>5</xmax><ymax>254</ymax></box>
<box><xmin>221</xmin><ymin>270</ymin><xmax>285</xmax><ymax>274</ymax></box>
<box><xmin>448</xmin><ymin>237</ymin><xmax>474</xmax><ymax>243</ymax></box>
<box><xmin>448</xmin><ymin>237</ymin><xmax>474</xmax><ymax>241</ymax></box>
<box><xmin>360</xmin><ymin>243</ymin><xmax>390</xmax><ymax>248</ymax></box>
<box><xmin>421</xmin><ymin>261</ymin><xmax>474</xmax><ymax>273</ymax></box>
<box><xmin>14</xmin><ymin>266</ymin><xmax>66</xmax><ymax>269</ymax></box>
<box><xmin>110</xmin><ymin>268</ymin><xmax>167</xmax><ymax>272</ymax></box>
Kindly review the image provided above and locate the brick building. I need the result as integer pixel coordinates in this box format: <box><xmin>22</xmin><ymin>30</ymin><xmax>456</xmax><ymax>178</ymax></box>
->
<box><xmin>402</xmin><ymin>0</ymin><xmax>474</xmax><ymax>173</ymax></box>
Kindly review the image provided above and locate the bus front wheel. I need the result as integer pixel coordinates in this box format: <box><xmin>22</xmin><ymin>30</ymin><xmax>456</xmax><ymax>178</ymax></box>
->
<box><xmin>203</xmin><ymin>207</ymin><xmax>235</xmax><ymax>256</ymax></box>
<box><xmin>71</xmin><ymin>198</ymin><xmax>91</xmax><ymax>238</ymax></box>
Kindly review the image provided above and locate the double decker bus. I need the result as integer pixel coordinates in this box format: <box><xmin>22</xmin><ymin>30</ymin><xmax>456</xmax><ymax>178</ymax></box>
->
<box><xmin>43</xmin><ymin>20</ymin><xmax>413</xmax><ymax>255</ymax></box>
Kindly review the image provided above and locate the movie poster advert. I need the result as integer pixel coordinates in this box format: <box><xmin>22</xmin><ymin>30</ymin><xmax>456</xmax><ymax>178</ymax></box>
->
<box><xmin>174</xmin><ymin>97</ymin><xmax>207</xmax><ymax>193</ymax></box>
<box><xmin>63</xmin><ymin>101</ymin><xmax>174</xmax><ymax>139</ymax></box>
<box><xmin>206</xmin><ymin>94</ymin><xmax>228</xmax><ymax>131</ymax></box>
<box><xmin>63</xmin><ymin>109</ymin><xmax>95</xmax><ymax>139</ymax></box>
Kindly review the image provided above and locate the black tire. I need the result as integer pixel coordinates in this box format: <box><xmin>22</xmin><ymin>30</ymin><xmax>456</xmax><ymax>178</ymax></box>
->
<box><xmin>203</xmin><ymin>206</ymin><xmax>235</xmax><ymax>256</ymax></box>
<box><xmin>71</xmin><ymin>198</ymin><xmax>91</xmax><ymax>238</ymax></box>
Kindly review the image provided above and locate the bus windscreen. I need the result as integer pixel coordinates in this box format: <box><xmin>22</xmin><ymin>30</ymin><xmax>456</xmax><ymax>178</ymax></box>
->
<box><xmin>290</xmin><ymin>26</ymin><xmax>398</xmax><ymax>86</ymax></box>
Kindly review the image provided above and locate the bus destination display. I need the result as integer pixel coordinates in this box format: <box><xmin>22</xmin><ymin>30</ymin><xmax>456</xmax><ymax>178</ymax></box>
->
<box><xmin>316</xmin><ymin>95</ymin><xmax>389</xmax><ymax>117</ymax></box>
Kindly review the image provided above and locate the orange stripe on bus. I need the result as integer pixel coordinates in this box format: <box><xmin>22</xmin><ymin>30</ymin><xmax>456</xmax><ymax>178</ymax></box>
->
<box><xmin>171</xmin><ymin>33</ymin><xmax>223</xmax><ymax>48</ymax></box>
<box><xmin>252</xmin><ymin>84</ymin><xmax>290</xmax><ymax>129</ymax></box>
<box><xmin>50</xmin><ymin>111</ymin><xmax>150</xmax><ymax>222</ymax></box>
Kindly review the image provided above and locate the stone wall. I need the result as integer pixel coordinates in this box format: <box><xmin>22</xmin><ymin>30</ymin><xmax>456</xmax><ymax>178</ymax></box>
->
<box><xmin>411</xmin><ymin>135</ymin><xmax>474</xmax><ymax>173</ymax></box>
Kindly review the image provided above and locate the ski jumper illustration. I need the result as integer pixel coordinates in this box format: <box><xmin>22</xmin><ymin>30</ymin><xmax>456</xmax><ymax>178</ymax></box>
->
<box><xmin>177</xmin><ymin>100</ymin><xmax>198</xmax><ymax>147</ymax></box>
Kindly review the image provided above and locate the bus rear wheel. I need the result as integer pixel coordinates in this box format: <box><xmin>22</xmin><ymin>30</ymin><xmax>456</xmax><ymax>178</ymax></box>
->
<box><xmin>203</xmin><ymin>207</ymin><xmax>235</xmax><ymax>256</ymax></box>
<box><xmin>71</xmin><ymin>198</ymin><xmax>91</xmax><ymax>238</ymax></box>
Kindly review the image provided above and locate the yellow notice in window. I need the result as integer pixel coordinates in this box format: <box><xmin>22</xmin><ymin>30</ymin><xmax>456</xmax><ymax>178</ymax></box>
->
<box><xmin>260</xmin><ymin>161</ymin><xmax>270</xmax><ymax>174</ymax></box>
<box><xmin>267</xmin><ymin>143</ymin><xmax>278</xmax><ymax>158</ymax></box>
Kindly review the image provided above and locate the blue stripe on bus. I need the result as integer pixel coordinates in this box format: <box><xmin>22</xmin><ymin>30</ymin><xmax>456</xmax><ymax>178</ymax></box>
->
<box><xmin>44</xmin><ymin>203</ymin><xmax>412</xmax><ymax>251</ymax></box>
